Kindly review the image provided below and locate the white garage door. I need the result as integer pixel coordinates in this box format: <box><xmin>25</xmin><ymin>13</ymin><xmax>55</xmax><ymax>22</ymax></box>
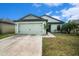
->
<box><xmin>19</xmin><ymin>23</ymin><xmax>44</xmax><ymax>34</ymax></box>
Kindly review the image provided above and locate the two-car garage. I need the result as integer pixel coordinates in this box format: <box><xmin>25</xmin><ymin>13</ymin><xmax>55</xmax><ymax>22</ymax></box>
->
<box><xmin>17</xmin><ymin>22</ymin><xmax>46</xmax><ymax>35</ymax></box>
<box><xmin>15</xmin><ymin>14</ymin><xmax>47</xmax><ymax>35</ymax></box>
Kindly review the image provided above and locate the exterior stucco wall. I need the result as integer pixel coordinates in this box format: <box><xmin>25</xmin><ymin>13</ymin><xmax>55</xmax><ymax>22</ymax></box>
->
<box><xmin>15</xmin><ymin>21</ymin><xmax>47</xmax><ymax>35</ymax></box>
<box><xmin>51</xmin><ymin>24</ymin><xmax>62</xmax><ymax>32</ymax></box>
<box><xmin>0</xmin><ymin>23</ymin><xmax>15</xmax><ymax>34</ymax></box>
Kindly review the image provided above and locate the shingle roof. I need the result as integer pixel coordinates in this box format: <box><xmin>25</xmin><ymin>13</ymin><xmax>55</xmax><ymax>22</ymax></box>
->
<box><xmin>15</xmin><ymin>14</ymin><xmax>47</xmax><ymax>22</ymax></box>
<box><xmin>0</xmin><ymin>19</ymin><xmax>15</xmax><ymax>25</ymax></box>
<box><xmin>42</xmin><ymin>15</ymin><xmax>64</xmax><ymax>24</ymax></box>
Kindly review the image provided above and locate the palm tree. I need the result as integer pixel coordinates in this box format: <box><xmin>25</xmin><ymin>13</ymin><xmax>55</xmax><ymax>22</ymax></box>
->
<box><xmin>61</xmin><ymin>21</ymin><xmax>78</xmax><ymax>34</ymax></box>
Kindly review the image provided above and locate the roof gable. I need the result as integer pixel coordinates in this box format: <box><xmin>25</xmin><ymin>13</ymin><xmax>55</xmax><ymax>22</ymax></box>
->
<box><xmin>22</xmin><ymin>14</ymin><xmax>41</xmax><ymax>20</ymax></box>
<box><xmin>42</xmin><ymin>15</ymin><xmax>64</xmax><ymax>23</ymax></box>
<box><xmin>16</xmin><ymin>14</ymin><xmax>47</xmax><ymax>22</ymax></box>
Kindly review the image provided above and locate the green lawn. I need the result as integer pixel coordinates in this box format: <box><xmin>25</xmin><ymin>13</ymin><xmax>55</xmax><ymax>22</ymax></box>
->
<box><xmin>0</xmin><ymin>34</ymin><xmax>14</xmax><ymax>39</ymax></box>
<box><xmin>42</xmin><ymin>33</ymin><xmax>79</xmax><ymax>56</ymax></box>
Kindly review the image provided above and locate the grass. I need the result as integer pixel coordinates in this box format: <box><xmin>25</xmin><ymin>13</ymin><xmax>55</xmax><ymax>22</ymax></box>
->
<box><xmin>42</xmin><ymin>33</ymin><xmax>79</xmax><ymax>56</ymax></box>
<box><xmin>0</xmin><ymin>34</ymin><xmax>14</xmax><ymax>39</ymax></box>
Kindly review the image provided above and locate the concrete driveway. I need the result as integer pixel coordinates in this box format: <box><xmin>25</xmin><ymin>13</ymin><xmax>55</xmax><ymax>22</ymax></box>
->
<box><xmin>0</xmin><ymin>35</ymin><xmax>42</xmax><ymax>56</ymax></box>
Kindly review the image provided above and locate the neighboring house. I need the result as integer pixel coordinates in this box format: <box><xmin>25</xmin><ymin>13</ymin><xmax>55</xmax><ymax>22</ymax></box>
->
<box><xmin>0</xmin><ymin>19</ymin><xmax>15</xmax><ymax>34</ymax></box>
<box><xmin>15</xmin><ymin>14</ymin><xmax>47</xmax><ymax>35</ymax></box>
<box><xmin>42</xmin><ymin>15</ymin><xmax>64</xmax><ymax>32</ymax></box>
<box><xmin>71</xmin><ymin>20</ymin><xmax>79</xmax><ymax>27</ymax></box>
<box><xmin>71</xmin><ymin>20</ymin><xmax>79</xmax><ymax>34</ymax></box>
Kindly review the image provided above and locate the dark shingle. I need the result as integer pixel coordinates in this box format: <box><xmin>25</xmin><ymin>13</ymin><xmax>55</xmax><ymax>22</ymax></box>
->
<box><xmin>15</xmin><ymin>14</ymin><xmax>47</xmax><ymax>22</ymax></box>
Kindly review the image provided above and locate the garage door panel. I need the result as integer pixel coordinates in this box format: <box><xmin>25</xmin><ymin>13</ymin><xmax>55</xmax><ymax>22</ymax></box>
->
<box><xmin>19</xmin><ymin>23</ymin><xmax>44</xmax><ymax>34</ymax></box>
<box><xmin>19</xmin><ymin>24</ymin><xmax>29</xmax><ymax>34</ymax></box>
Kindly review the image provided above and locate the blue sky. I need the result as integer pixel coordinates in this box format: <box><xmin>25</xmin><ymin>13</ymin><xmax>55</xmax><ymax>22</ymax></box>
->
<box><xmin>0</xmin><ymin>3</ymin><xmax>79</xmax><ymax>22</ymax></box>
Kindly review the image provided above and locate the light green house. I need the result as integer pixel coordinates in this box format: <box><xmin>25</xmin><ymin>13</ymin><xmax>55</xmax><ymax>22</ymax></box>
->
<box><xmin>15</xmin><ymin>14</ymin><xmax>47</xmax><ymax>35</ymax></box>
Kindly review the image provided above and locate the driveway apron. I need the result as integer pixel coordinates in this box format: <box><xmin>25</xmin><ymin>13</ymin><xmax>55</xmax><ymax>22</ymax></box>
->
<box><xmin>0</xmin><ymin>35</ymin><xmax>42</xmax><ymax>56</ymax></box>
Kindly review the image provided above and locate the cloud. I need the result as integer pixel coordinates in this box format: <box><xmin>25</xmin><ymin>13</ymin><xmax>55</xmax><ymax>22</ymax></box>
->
<box><xmin>52</xmin><ymin>15</ymin><xmax>60</xmax><ymax>20</ymax></box>
<box><xmin>45</xmin><ymin>11</ymin><xmax>61</xmax><ymax>20</ymax></box>
<box><xmin>46</xmin><ymin>11</ymin><xmax>53</xmax><ymax>15</ymax></box>
<box><xmin>45</xmin><ymin>10</ymin><xmax>61</xmax><ymax>20</ymax></box>
<box><xmin>70</xmin><ymin>3</ymin><xmax>79</xmax><ymax>7</ymax></box>
<box><xmin>33</xmin><ymin>3</ymin><xmax>63</xmax><ymax>8</ymax></box>
<box><xmin>61</xmin><ymin>3</ymin><xmax>79</xmax><ymax>21</ymax></box>
<box><xmin>44</xmin><ymin>3</ymin><xmax>63</xmax><ymax>7</ymax></box>
<box><xmin>33</xmin><ymin>3</ymin><xmax>79</xmax><ymax>22</ymax></box>
<box><xmin>33</xmin><ymin>3</ymin><xmax>42</xmax><ymax>7</ymax></box>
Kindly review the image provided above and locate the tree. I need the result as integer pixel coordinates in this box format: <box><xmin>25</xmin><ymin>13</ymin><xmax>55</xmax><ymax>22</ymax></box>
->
<box><xmin>61</xmin><ymin>21</ymin><xmax>78</xmax><ymax>34</ymax></box>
